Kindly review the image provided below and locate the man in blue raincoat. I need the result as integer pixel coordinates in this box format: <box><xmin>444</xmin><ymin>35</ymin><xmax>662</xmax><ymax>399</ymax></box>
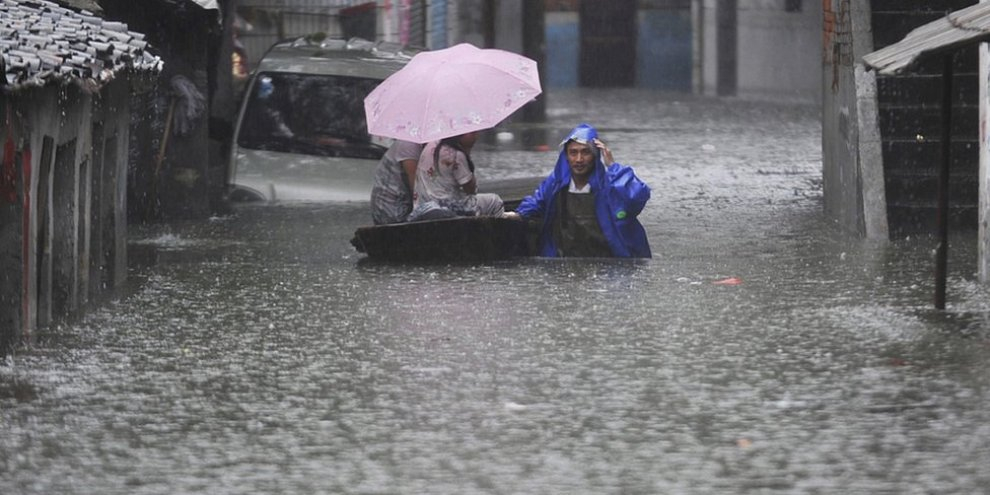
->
<box><xmin>507</xmin><ymin>123</ymin><xmax>651</xmax><ymax>258</ymax></box>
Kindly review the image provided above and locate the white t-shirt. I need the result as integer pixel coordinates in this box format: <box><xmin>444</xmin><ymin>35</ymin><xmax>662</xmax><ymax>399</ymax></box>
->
<box><xmin>414</xmin><ymin>140</ymin><xmax>474</xmax><ymax>206</ymax></box>
<box><xmin>569</xmin><ymin>180</ymin><xmax>592</xmax><ymax>193</ymax></box>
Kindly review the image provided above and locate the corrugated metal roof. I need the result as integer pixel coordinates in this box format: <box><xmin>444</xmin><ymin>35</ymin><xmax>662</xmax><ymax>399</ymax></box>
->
<box><xmin>863</xmin><ymin>2</ymin><xmax>990</xmax><ymax>74</ymax></box>
<box><xmin>0</xmin><ymin>0</ymin><xmax>162</xmax><ymax>92</ymax></box>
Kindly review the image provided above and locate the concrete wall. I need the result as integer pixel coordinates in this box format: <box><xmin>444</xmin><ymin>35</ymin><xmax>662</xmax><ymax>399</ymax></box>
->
<box><xmin>0</xmin><ymin>79</ymin><xmax>131</xmax><ymax>354</ymax></box>
<box><xmin>737</xmin><ymin>0</ymin><xmax>822</xmax><ymax>101</ymax></box>
<box><xmin>698</xmin><ymin>0</ymin><xmax>719</xmax><ymax>95</ymax></box>
<box><xmin>981</xmin><ymin>42</ymin><xmax>990</xmax><ymax>283</ymax></box>
<box><xmin>821</xmin><ymin>0</ymin><xmax>888</xmax><ymax>238</ymax></box>
<box><xmin>698</xmin><ymin>0</ymin><xmax>822</xmax><ymax>102</ymax></box>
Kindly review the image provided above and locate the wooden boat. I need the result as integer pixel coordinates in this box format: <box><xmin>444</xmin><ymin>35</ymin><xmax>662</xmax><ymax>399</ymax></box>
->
<box><xmin>351</xmin><ymin>215</ymin><xmax>533</xmax><ymax>262</ymax></box>
<box><xmin>351</xmin><ymin>177</ymin><xmax>541</xmax><ymax>262</ymax></box>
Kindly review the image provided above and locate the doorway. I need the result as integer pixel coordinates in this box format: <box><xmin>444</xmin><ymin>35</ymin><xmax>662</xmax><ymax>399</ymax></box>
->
<box><xmin>579</xmin><ymin>0</ymin><xmax>636</xmax><ymax>87</ymax></box>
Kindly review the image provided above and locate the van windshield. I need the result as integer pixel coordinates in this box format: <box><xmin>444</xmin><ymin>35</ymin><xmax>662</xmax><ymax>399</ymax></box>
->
<box><xmin>237</xmin><ymin>72</ymin><xmax>387</xmax><ymax>160</ymax></box>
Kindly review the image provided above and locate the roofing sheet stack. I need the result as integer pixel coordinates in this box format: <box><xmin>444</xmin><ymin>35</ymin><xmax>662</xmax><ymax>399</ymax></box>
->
<box><xmin>1</xmin><ymin>0</ymin><xmax>162</xmax><ymax>91</ymax></box>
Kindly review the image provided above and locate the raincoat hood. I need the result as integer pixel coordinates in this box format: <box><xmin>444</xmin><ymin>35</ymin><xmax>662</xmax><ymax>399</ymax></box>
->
<box><xmin>561</xmin><ymin>123</ymin><xmax>598</xmax><ymax>147</ymax></box>
<box><xmin>553</xmin><ymin>123</ymin><xmax>605</xmax><ymax>189</ymax></box>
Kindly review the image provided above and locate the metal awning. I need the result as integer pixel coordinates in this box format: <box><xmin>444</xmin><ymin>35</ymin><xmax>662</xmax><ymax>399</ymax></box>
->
<box><xmin>863</xmin><ymin>2</ymin><xmax>990</xmax><ymax>74</ymax></box>
<box><xmin>56</xmin><ymin>0</ymin><xmax>103</xmax><ymax>12</ymax></box>
<box><xmin>191</xmin><ymin>0</ymin><xmax>219</xmax><ymax>9</ymax></box>
<box><xmin>861</xmin><ymin>3</ymin><xmax>990</xmax><ymax>309</ymax></box>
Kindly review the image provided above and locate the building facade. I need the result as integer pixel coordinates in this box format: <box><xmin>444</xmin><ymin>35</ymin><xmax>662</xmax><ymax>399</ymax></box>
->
<box><xmin>822</xmin><ymin>0</ymin><xmax>982</xmax><ymax>240</ymax></box>
<box><xmin>1</xmin><ymin>1</ymin><xmax>162</xmax><ymax>354</ymax></box>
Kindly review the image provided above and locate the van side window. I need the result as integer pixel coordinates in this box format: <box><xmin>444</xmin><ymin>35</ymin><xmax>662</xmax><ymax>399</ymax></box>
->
<box><xmin>237</xmin><ymin>72</ymin><xmax>385</xmax><ymax>160</ymax></box>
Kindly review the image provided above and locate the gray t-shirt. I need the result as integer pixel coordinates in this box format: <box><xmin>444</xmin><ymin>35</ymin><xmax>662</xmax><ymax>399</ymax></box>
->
<box><xmin>370</xmin><ymin>140</ymin><xmax>424</xmax><ymax>224</ymax></box>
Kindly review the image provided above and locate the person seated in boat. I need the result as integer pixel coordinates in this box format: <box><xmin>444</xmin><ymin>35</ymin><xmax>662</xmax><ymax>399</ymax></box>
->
<box><xmin>407</xmin><ymin>131</ymin><xmax>505</xmax><ymax>221</ymax></box>
<box><xmin>370</xmin><ymin>139</ymin><xmax>424</xmax><ymax>225</ymax></box>
<box><xmin>505</xmin><ymin>123</ymin><xmax>651</xmax><ymax>258</ymax></box>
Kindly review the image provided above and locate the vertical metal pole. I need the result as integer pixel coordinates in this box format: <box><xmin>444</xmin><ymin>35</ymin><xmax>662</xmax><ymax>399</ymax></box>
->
<box><xmin>935</xmin><ymin>54</ymin><xmax>953</xmax><ymax>310</ymax></box>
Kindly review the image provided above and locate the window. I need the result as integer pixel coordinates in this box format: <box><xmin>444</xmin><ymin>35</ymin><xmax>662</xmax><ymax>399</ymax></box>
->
<box><xmin>238</xmin><ymin>72</ymin><xmax>386</xmax><ymax>160</ymax></box>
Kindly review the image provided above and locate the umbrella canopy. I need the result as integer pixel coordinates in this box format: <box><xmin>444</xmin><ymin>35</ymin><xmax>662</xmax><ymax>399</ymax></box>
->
<box><xmin>364</xmin><ymin>43</ymin><xmax>541</xmax><ymax>143</ymax></box>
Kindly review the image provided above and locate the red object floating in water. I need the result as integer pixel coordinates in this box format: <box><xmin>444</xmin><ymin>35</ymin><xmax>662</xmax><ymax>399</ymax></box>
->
<box><xmin>713</xmin><ymin>277</ymin><xmax>743</xmax><ymax>285</ymax></box>
<box><xmin>534</xmin><ymin>144</ymin><xmax>551</xmax><ymax>152</ymax></box>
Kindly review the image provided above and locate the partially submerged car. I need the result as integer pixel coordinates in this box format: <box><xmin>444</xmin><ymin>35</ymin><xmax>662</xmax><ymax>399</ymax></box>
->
<box><xmin>227</xmin><ymin>37</ymin><xmax>419</xmax><ymax>202</ymax></box>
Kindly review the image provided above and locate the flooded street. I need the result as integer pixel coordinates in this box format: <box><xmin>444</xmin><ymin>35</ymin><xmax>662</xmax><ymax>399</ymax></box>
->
<box><xmin>3</xmin><ymin>89</ymin><xmax>990</xmax><ymax>494</ymax></box>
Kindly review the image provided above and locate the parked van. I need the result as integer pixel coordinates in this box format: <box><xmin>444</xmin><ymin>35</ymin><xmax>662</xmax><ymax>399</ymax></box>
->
<box><xmin>227</xmin><ymin>37</ymin><xmax>418</xmax><ymax>202</ymax></box>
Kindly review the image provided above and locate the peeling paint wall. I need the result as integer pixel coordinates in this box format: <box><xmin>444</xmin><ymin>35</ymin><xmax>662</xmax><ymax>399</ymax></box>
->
<box><xmin>0</xmin><ymin>80</ymin><xmax>131</xmax><ymax>354</ymax></box>
<box><xmin>822</xmin><ymin>0</ymin><xmax>888</xmax><ymax>238</ymax></box>
<box><xmin>823</xmin><ymin>0</ymin><xmax>865</xmax><ymax>236</ymax></box>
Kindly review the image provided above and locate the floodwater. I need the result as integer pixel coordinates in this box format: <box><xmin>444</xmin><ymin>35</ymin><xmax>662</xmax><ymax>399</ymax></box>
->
<box><xmin>3</xmin><ymin>89</ymin><xmax>990</xmax><ymax>494</ymax></box>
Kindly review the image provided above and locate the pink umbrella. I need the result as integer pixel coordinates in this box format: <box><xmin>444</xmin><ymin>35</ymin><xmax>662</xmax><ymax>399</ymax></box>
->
<box><xmin>364</xmin><ymin>43</ymin><xmax>542</xmax><ymax>143</ymax></box>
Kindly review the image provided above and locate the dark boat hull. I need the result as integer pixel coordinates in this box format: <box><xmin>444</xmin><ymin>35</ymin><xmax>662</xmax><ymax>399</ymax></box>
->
<box><xmin>351</xmin><ymin>216</ymin><xmax>532</xmax><ymax>262</ymax></box>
